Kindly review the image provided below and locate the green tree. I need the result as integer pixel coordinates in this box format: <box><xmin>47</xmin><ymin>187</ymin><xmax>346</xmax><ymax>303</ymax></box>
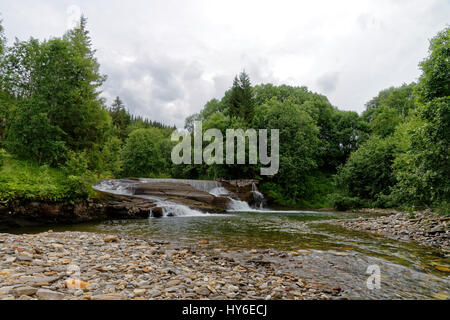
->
<box><xmin>226</xmin><ymin>71</ymin><xmax>255</xmax><ymax>122</ymax></box>
<box><xmin>253</xmin><ymin>97</ymin><xmax>320</xmax><ymax>202</ymax></box>
<box><xmin>6</xmin><ymin>108</ymin><xmax>67</xmax><ymax>165</ymax></box>
<box><xmin>335</xmin><ymin>135</ymin><xmax>399</xmax><ymax>206</ymax></box>
<box><xmin>392</xmin><ymin>27</ymin><xmax>450</xmax><ymax>208</ymax></box>
<box><xmin>363</xmin><ymin>83</ymin><xmax>416</xmax><ymax>122</ymax></box>
<box><xmin>369</xmin><ymin>106</ymin><xmax>401</xmax><ymax>138</ymax></box>
<box><xmin>3</xmin><ymin>18</ymin><xmax>111</xmax><ymax>164</ymax></box>
<box><xmin>121</xmin><ymin>128</ymin><xmax>168</xmax><ymax>177</ymax></box>
<box><xmin>100</xmin><ymin>136</ymin><xmax>123</xmax><ymax>177</ymax></box>
<box><xmin>416</xmin><ymin>27</ymin><xmax>450</xmax><ymax>101</ymax></box>
<box><xmin>331</xmin><ymin>110</ymin><xmax>369</xmax><ymax>166</ymax></box>
<box><xmin>109</xmin><ymin>96</ymin><xmax>131</xmax><ymax>141</ymax></box>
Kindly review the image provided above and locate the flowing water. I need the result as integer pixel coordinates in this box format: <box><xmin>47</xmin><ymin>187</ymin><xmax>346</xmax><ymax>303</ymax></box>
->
<box><xmin>9</xmin><ymin>179</ymin><xmax>450</xmax><ymax>299</ymax></box>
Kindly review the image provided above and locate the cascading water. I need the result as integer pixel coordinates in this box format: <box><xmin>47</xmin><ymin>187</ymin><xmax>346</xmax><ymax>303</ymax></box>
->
<box><xmin>208</xmin><ymin>187</ymin><xmax>229</xmax><ymax>197</ymax></box>
<box><xmin>94</xmin><ymin>178</ymin><xmax>265</xmax><ymax>215</ymax></box>
<box><xmin>227</xmin><ymin>198</ymin><xmax>253</xmax><ymax>211</ymax></box>
<box><xmin>94</xmin><ymin>178</ymin><xmax>232</xmax><ymax>217</ymax></box>
<box><xmin>92</xmin><ymin>179</ymin><xmax>138</xmax><ymax>196</ymax></box>
<box><xmin>149</xmin><ymin>201</ymin><xmax>207</xmax><ymax>218</ymax></box>
<box><xmin>227</xmin><ymin>184</ymin><xmax>265</xmax><ymax>212</ymax></box>
<box><xmin>251</xmin><ymin>183</ymin><xmax>265</xmax><ymax>209</ymax></box>
<box><xmin>139</xmin><ymin>178</ymin><xmax>221</xmax><ymax>194</ymax></box>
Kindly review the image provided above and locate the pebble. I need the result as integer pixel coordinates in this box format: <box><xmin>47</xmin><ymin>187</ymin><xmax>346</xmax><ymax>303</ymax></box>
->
<box><xmin>0</xmin><ymin>231</ymin><xmax>342</xmax><ymax>300</ymax></box>
<box><xmin>13</xmin><ymin>286</ymin><xmax>38</xmax><ymax>297</ymax></box>
<box><xmin>334</xmin><ymin>210</ymin><xmax>449</xmax><ymax>253</ymax></box>
<box><xmin>36</xmin><ymin>289</ymin><xmax>64</xmax><ymax>300</ymax></box>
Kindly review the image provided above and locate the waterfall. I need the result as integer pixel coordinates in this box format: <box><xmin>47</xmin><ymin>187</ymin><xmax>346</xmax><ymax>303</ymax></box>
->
<box><xmin>94</xmin><ymin>178</ymin><xmax>265</xmax><ymax>216</ymax></box>
<box><xmin>251</xmin><ymin>183</ymin><xmax>265</xmax><ymax>209</ymax></box>
<box><xmin>227</xmin><ymin>198</ymin><xmax>253</xmax><ymax>211</ymax></box>
<box><xmin>150</xmin><ymin>201</ymin><xmax>207</xmax><ymax>217</ymax></box>
<box><xmin>227</xmin><ymin>183</ymin><xmax>265</xmax><ymax>211</ymax></box>
<box><xmin>208</xmin><ymin>187</ymin><xmax>229</xmax><ymax>197</ymax></box>
<box><xmin>139</xmin><ymin>178</ymin><xmax>221</xmax><ymax>193</ymax></box>
<box><xmin>92</xmin><ymin>179</ymin><xmax>137</xmax><ymax>196</ymax></box>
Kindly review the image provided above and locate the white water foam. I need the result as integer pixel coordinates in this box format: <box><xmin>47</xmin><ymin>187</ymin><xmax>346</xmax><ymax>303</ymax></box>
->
<box><xmin>92</xmin><ymin>179</ymin><xmax>137</xmax><ymax>196</ymax></box>
<box><xmin>150</xmin><ymin>201</ymin><xmax>228</xmax><ymax>218</ymax></box>
<box><xmin>139</xmin><ymin>178</ymin><xmax>221</xmax><ymax>193</ymax></box>
<box><xmin>153</xmin><ymin>201</ymin><xmax>206</xmax><ymax>217</ymax></box>
<box><xmin>208</xmin><ymin>187</ymin><xmax>229</xmax><ymax>197</ymax></box>
<box><xmin>227</xmin><ymin>198</ymin><xmax>254</xmax><ymax>211</ymax></box>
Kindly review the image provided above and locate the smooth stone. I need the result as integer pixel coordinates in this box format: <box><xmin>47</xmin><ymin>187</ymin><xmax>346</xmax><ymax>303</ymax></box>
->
<box><xmin>133</xmin><ymin>289</ymin><xmax>146</xmax><ymax>296</ymax></box>
<box><xmin>194</xmin><ymin>286</ymin><xmax>210</xmax><ymax>296</ymax></box>
<box><xmin>91</xmin><ymin>294</ymin><xmax>127</xmax><ymax>300</ymax></box>
<box><xmin>149</xmin><ymin>289</ymin><xmax>162</xmax><ymax>297</ymax></box>
<box><xmin>0</xmin><ymin>286</ymin><xmax>14</xmax><ymax>295</ymax></box>
<box><xmin>13</xmin><ymin>286</ymin><xmax>38</xmax><ymax>297</ymax></box>
<box><xmin>166</xmin><ymin>279</ymin><xmax>181</xmax><ymax>287</ymax></box>
<box><xmin>36</xmin><ymin>289</ymin><xmax>64</xmax><ymax>300</ymax></box>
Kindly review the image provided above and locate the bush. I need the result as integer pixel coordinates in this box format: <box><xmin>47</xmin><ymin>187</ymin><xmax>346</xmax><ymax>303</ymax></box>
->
<box><xmin>100</xmin><ymin>137</ymin><xmax>123</xmax><ymax>177</ymax></box>
<box><xmin>62</xmin><ymin>151</ymin><xmax>89</xmax><ymax>176</ymax></box>
<box><xmin>62</xmin><ymin>151</ymin><xmax>99</xmax><ymax>199</ymax></box>
<box><xmin>0</xmin><ymin>148</ymin><xmax>5</xmax><ymax>167</ymax></box>
<box><xmin>6</xmin><ymin>109</ymin><xmax>68</xmax><ymax>166</ymax></box>
<box><xmin>0</xmin><ymin>154</ymin><xmax>70</xmax><ymax>203</ymax></box>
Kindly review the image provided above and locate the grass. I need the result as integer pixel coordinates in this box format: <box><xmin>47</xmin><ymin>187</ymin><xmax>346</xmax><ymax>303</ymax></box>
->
<box><xmin>0</xmin><ymin>151</ymin><xmax>87</xmax><ymax>204</ymax></box>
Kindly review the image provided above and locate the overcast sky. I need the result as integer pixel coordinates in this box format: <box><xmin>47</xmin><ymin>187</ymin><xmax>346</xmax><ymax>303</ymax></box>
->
<box><xmin>1</xmin><ymin>0</ymin><xmax>449</xmax><ymax>127</ymax></box>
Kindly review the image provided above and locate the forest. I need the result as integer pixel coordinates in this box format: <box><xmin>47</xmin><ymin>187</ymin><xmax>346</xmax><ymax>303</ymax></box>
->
<box><xmin>0</xmin><ymin>16</ymin><xmax>448</xmax><ymax>213</ymax></box>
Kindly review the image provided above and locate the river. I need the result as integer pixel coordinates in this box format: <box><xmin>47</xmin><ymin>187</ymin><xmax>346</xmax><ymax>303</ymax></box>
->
<box><xmin>8</xmin><ymin>208</ymin><xmax>449</xmax><ymax>299</ymax></box>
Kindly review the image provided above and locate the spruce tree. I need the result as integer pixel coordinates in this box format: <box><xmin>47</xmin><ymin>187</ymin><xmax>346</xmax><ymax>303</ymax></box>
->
<box><xmin>227</xmin><ymin>71</ymin><xmax>255</xmax><ymax>123</ymax></box>
<box><xmin>109</xmin><ymin>96</ymin><xmax>131</xmax><ymax>141</ymax></box>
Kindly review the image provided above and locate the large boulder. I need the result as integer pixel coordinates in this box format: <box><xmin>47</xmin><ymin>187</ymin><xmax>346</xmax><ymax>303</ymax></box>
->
<box><xmin>218</xmin><ymin>179</ymin><xmax>259</xmax><ymax>204</ymax></box>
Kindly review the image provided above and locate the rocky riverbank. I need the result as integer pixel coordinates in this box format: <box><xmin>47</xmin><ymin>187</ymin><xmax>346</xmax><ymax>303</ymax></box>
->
<box><xmin>334</xmin><ymin>209</ymin><xmax>449</xmax><ymax>253</ymax></box>
<box><xmin>0</xmin><ymin>194</ymin><xmax>156</xmax><ymax>230</ymax></box>
<box><xmin>0</xmin><ymin>231</ymin><xmax>344</xmax><ymax>300</ymax></box>
<box><xmin>0</xmin><ymin>178</ymin><xmax>263</xmax><ymax>229</ymax></box>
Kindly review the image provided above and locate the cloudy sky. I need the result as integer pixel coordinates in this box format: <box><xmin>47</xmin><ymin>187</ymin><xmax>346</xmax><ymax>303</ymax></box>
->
<box><xmin>1</xmin><ymin>0</ymin><xmax>449</xmax><ymax>127</ymax></box>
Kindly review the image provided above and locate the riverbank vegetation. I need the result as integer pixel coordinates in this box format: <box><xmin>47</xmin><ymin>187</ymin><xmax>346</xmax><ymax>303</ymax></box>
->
<box><xmin>0</xmin><ymin>15</ymin><xmax>448</xmax><ymax>213</ymax></box>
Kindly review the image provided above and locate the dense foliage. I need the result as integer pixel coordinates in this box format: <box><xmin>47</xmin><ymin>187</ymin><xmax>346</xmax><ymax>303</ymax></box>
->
<box><xmin>335</xmin><ymin>27</ymin><xmax>449</xmax><ymax>212</ymax></box>
<box><xmin>180</xmin><ymin>73</ymin><xmax>370</xmax><ymax>207</ymax></box>
<box><xmin>0</xmin><ymin>16</ymin><xmax>175</xmax><ymax>202</ymax></box>
<box><xmin>0</xmin><ymin>13</ymin><xmax>447</xmax><ymax>212</ymax></box>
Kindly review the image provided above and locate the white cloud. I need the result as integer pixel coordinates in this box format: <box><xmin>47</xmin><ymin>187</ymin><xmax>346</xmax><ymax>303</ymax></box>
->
<box><xmin>0</xmin><ymin>0</ymin><xmax>449</xmax><ymax>126</ymax></box>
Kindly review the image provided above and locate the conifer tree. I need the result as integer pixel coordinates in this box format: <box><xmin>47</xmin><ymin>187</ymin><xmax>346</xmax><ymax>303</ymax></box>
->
<box><xmin>227</xmin><ymin>71</ymin><xmax>255</xmax><ymax>123</ymax></box>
